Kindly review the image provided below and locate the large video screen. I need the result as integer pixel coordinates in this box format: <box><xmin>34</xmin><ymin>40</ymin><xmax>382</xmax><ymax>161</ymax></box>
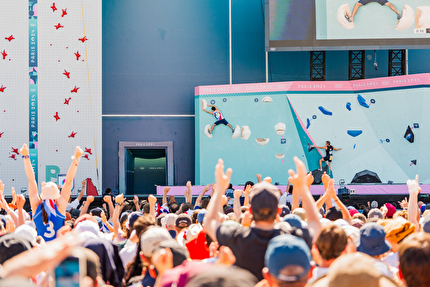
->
<box><xmin>266</xmin><ymin>0</ymin><xmax>430</xmax><ymax>51</ymax></box>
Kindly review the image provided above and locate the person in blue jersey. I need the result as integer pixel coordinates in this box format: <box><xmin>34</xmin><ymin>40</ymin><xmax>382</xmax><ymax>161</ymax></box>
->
<box><xmin>202</xmin><ymin>104</ymin><xmax>236</xmax><ymax>136</ymax></box>
<box><xmin>20</xmin><ymin>143</ymin><xmax>83</xmax><ymax>242</ymax></box>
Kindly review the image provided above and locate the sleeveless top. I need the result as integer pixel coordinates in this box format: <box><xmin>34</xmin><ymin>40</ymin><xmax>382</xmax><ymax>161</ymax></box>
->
<box><xmin>213</xmin><ymin>111</ymin><xmax>223</xmax><ymax>121</ymax></box>
<box><xmin>33</xmin><ymin>200</ymin><xmax>66</xmax><ymax>242</ymax></box>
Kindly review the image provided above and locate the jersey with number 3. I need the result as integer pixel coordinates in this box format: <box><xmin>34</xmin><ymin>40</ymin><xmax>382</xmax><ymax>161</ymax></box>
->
<box><xmin>34</xmin><ymin>203</ymin><xmax>66</xmax><ymax>242</ymax></box>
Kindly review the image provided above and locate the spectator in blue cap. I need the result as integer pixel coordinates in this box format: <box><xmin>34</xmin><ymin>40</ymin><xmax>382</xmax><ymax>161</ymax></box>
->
<box><xmin>357</xmin><ymin>222</ymin><xmax>396</xmax><ymax>279</ymax></box>
<box><xmin>262</xmin><ymin>233</ymin><xmax>311</xmax><ymax>287</ymax></box>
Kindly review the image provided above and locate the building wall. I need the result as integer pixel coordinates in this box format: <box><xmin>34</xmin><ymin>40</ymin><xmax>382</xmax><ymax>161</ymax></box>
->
<box><xmin>102</xmin><ymin>0</ymin><xmax>430</xmax><ymax>192</ymax></box>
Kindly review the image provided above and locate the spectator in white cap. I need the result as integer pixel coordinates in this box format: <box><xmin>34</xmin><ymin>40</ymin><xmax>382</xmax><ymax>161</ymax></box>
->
<box><xmin>21</xmin><ymin>144</ymin><xmax>83</xmax><ymax>242</ymax></box>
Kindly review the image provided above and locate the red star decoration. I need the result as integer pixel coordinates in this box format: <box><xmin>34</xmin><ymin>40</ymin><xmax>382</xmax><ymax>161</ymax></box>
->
<box><xmin>54</xmin><ymin>112</ymin><xmax>60</xmax><ymax>121</ymax></box>
<box><xmin>64</xmin><ymin>97</ymin><xmax>71</xmax><ymax>105</ymax></box>
<box><xmin>78</xmin><ymin>36</ymin><xmax>88</xmax><ymax>43</ymax></box>
<box><xmin>5</xmin><ymin>35</ymin><xmax>14</xmax><ymax>42</ymax></box>
<box><xmin>84</xmin><ymin>147</ymin><xmax>92</xmax><ymax>155</ymax></box>
<box><xmin>71</xmin><ymin>86</ymin><xmax>79</xmax><ymax>93</ymax></box>
<box><xmin>11</xmin><ymin>147</ymin><xmax>19</xmax><ymax>155</ymax></box>
<box><xmin>51</xmin><ymin>3</ymin><xmax>57</xmax><ymax>12</ymax></box>
<box><xmin>0</xmin><ymin>132</ymin><xmax>4</xmax><ymax>138</ymax></box>
<box><xmin>68</xmin><ymin>131</ymin><xmax>77</xmax><ymax>138</ymax></box>
<box><xmin>74</xmin><ymin>51</ymin><xmax>81</xmax><ymax>60</ymax></box>
<box><xmin>1</xmin><ymin>50</ymin><xmax>7</xmax><ymax>60</ymax></box>
<box><xmin>0</xmin><ymin>85</ymin><xmax>5</xmax><ymax>92</ymax></box>
<box><xmin>61</xmin><ymin>8</ymin><xmax>67</xmax><ymax>17</ymax></box>
<box><xmin>54</xmin><ymin>23</ymin><xmax>64</xmax><ymax>30</ymax></box>
<box><xmin>83</xmin><ymin>154</ymin><xmax>90</xmax><ymax>160</ymax></box>
<box><xmin>63</xmin><ymin>70</ymin><xmax>70</xmax><ymax>78</ymax></box>
<box><xmin>9</xmin><ymin>154</ymin><xmax>16</xmax><ymax>160</ymax></box>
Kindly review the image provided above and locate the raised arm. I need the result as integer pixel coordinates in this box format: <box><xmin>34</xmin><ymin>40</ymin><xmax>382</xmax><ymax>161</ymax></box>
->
<box><xmin>162</xmin><ymin>187</ymin><xmax>170</xmax><ymax>207</ymax></box>
<box><xmin>11</xmin><ymin>188</ymin><xmax>16</xmax><ymax>205</ymax></box>
<box><xmin>104</xmin><ymin>195</ymin><xmax>115</xmax><ymax>220</ymax></box>
<box><xmin>288</xmin><ymin>157</ymin><xmax>321</xmax><ymax>241</ymax></box>
<box><xmin>315</xmin><ymin>189</ymin><xmax>330</xmax><ymax>210</ymax></box>
<box><xmin>148</xmin><ymin>195</ymin><xmax>157</xmax><ymax>217</ymax></box>
<box><xmin>133</xmin><ymin>195</ymin><xmax>141</xmax><ymax>212</ymax></box>
<box><xmin>101</xmin><ymin>211</ymin><xmax>114</xmax><ymax>233</ymax></box>
<box><xmin>195</xmin><ymin>184</ymin><xmax>210</xmax><ymax>208</ymax></box>
<box><xmin>0</xmin><ymin>183</ymin><xmax>19</xmax><ymax>226</ymax></box>
<box><xmin>0</xmin><ymin>233</ymin><xmax>80</xmax><ymax>279</ymax></box>
<box><xmin>243</xmin><ymin>184</ymin><xmax>251</xmax><ymax>207</ymax></box>
<box><xmin>256</xmin><ymin>174</ymin><xmax>262</xmax><ymax>183</ymax></box>
<box><xmin>407</xmin><ymin>174</ymin><xmax>420</xmax><ymax>231</ymax></box>
<box><xmin>205</xmin><ymin>159</ymin><xmax>232</xmax><ymax>241</ymax></box>
<box><xmin>16</xmin><ymin>194</ymin><xmax>26</xmax><ymax>227</ymax></box>
<box><xmin>291</xmin><ymin>175</ymin><xmax>300</xmax><ymax>211</ymax></box>
<box><xmin>333</xmin><ymin>147</ymin><xmax>342</xmax><ymax>151</ymax></box>
<box><xmin>321</xmin><ymin>172</ymin><xmax>333</xmax><ymax>209</ymax></box>
<box><xmin>233</xmin><ymin>189</ymin><xmax>242</xmax><ymax>222</ymax></box>
<box><xmin>20</xmin><ymin>144</ymin><xmax>40</xmax><ymax>213</ymax></box>
<box><xmin>112</xmin><ymin>194</ymin><xmax>125</xmax><ymax>239</ymax></box>
<box><xmin>79</xmin><ymin>196</ymin><xmax>94</xmax><ymax>216</ymax></box>
<box><xmin>57</xmin><ymin>146</ymin><xmax>84</xmax><ymax>215</ymax></box>
<box><xmin>186</xmin><ymin>181</ymin><xmax>193</xmax><ymax>204</ymax></box>
<box><xmin>202</xmin><ymin>109</ymin><xmax>213</xmax><ymax>115</ymax></box>
<box><xmin>76</xmin><ymin>179</ymin><xmax>86</xmax><ymax>201</ymax></box>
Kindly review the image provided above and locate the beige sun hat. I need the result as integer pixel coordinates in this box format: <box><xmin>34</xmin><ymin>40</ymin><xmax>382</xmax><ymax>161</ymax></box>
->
<box><xmin>40</xmin><ymin>182</ymin><xmax>60</xmax><ymax>200</ymax></box>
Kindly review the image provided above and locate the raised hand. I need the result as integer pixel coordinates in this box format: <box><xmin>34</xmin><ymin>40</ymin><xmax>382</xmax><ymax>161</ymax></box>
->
<box><xmin>398</xmin><ymin>197</ymin><xmax>408</xmax><ymax>209</ymax></box>
<box><xmin>74</xmin><ymin>146</ymin><xmax>84</xmax><ymax>159</ymax></box>
<box><xmin>16</xmin><ymin>194</ymin><xmax>26</xmax><ymax>209</ymax></box>
<box><xmin>203</xmin><ymin>184</ymin><xmax>211</xmax><ymax>193</ymax></box>
<box><xmin>133</xmin><ymin>195</ymin><xmax>139</xmax><ymax>206</ymax></box>
<box><xmin>20</xmin><ymin>144</ymin><xmax>29</xmax><ymax>157</ymax></box>
<box><xmin>215</xmin><ymin>159</ymin><xmax>232</xmax><ymax>193</ymax></box>
<box><xmin>233</xmin><ymin>189</ymin><xmax>242</xmax><ymax>198</ymax></box>
<box><xmin>407</xmin><ymin>174</ymin><xmax>420</xmax><ymax>194</ymax></box>
<box><xmin>103</xmin><ymin>195</ymin><xmax>112</xmax><ymax>204</ymax></box>
<box><xmin>306</xmin><ymin>172</ymin><xmax>314</xmax><ymax>188</ymax></box>
<box><xmin>168</xmin><ymin>195</ymin><xmax>176</xmax><ymax>204</ymax></box>
<box><xmin>115</xmin><ymin>193</ymin><xmax>124</xmax><ymax>204</ymax></box>
<box><xmin>288</xmin><ymin>157</ymin><xmax>308</xmax><ymax>189</ymax></box>
<box><xmin>86</xmin><ymin>196</ymin><xmax>94</xmax><ymax>204</ymax></box>
<box><xmin>327</xmin><ymin>179</ymin><xmax>337</xmax><ymax>198</ymax></box>
<box><xmin>321</xmin><ymin>172</ymin><xmax>330</xmax><ymax>187</ymax></box>
<box><xmin>148</xmin><ymin>194</ymin><xmax>157</xmax><ymax>205</ymax></box>
<box><xmin>163</xmin><ymin>186</ymin><xmax>170</xmax><ymax>195</ymax></box>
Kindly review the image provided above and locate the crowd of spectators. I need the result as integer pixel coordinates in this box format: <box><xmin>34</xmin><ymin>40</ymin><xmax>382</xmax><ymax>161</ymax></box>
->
<box><xmin>0</xmin><ymin>145</ymin><xmax>430</xmax><ymax>287</ymax></box>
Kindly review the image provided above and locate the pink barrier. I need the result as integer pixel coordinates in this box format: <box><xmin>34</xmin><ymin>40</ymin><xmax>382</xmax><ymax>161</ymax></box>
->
<box><xmin>157</xmin><ymin>184</ymin><xmax>430</xmax><ymax>196</ymax></box>
<box><xmin>195</xmin><ymin>74</ymin><xmax>430</xmax><ymax>95</ymax></box>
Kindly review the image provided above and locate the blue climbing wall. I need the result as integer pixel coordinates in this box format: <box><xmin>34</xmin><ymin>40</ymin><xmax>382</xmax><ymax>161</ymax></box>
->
<box><xmin>195</xmin><ymin>74</ymin><xmax>430</xmax><ymax>185</ymax></box>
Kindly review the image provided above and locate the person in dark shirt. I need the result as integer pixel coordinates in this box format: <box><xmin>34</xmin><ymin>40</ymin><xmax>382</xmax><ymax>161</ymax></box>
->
<box><xmin>205</xmin><ymin>158</ymin><xmax>321</xmax><ymax>281</ymax></box>
<box><xmin>313</xmin><ymin>141</ymin><xmax>341</xmax><ymax>173</ymax></box>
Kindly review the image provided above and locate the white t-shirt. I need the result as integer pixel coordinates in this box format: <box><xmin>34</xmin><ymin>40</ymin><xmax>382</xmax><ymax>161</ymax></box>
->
<box><xmin>279</xmin><ymin>193</ymin><xmax>301</xmax><ymax>206</ymax></box>
<box><xmin>119</xmin><ymin>240</ymin><xmax>137</xmax><ymax>268</ymax></box>
<box><xmin>66</xmin><ymin>198</ymin><xmax>80</xmax><ymax>212</ymax></box>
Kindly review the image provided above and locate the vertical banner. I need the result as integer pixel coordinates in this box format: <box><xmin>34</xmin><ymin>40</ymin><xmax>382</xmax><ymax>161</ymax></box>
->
<box><xmin>0</xmin><ymin>1</ymin><xmax>102</xmax><ymax>195</ymax></box>
<box><xmin>29</xmin><ymin>0</ymin><xmax>38</xmax><ymax>181</ymax></box>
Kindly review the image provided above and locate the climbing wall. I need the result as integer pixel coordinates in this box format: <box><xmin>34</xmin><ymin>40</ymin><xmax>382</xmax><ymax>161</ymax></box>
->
<box><xmin>195</xmin><ymin>74</ymin><xmax>430</xmax><ymax>185</ymax></box>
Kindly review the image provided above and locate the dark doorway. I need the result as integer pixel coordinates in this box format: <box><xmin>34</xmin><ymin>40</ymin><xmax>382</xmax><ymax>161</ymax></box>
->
<box><xmin>119</xmin><ymin>141</ymin><xmax>174</xmax><ymax>195</ymax></box>
<box><xmin>126</xmin><ymin>149</ymin><xmax>166</xmax><ymax>194</ymax></box>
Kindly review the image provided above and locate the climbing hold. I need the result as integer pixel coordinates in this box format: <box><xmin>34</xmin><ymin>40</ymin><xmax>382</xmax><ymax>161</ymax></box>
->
<box><xmin>318</xmin><ymin>106</ymin><xmax>332</xmax><ymax>116</ymax></box>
